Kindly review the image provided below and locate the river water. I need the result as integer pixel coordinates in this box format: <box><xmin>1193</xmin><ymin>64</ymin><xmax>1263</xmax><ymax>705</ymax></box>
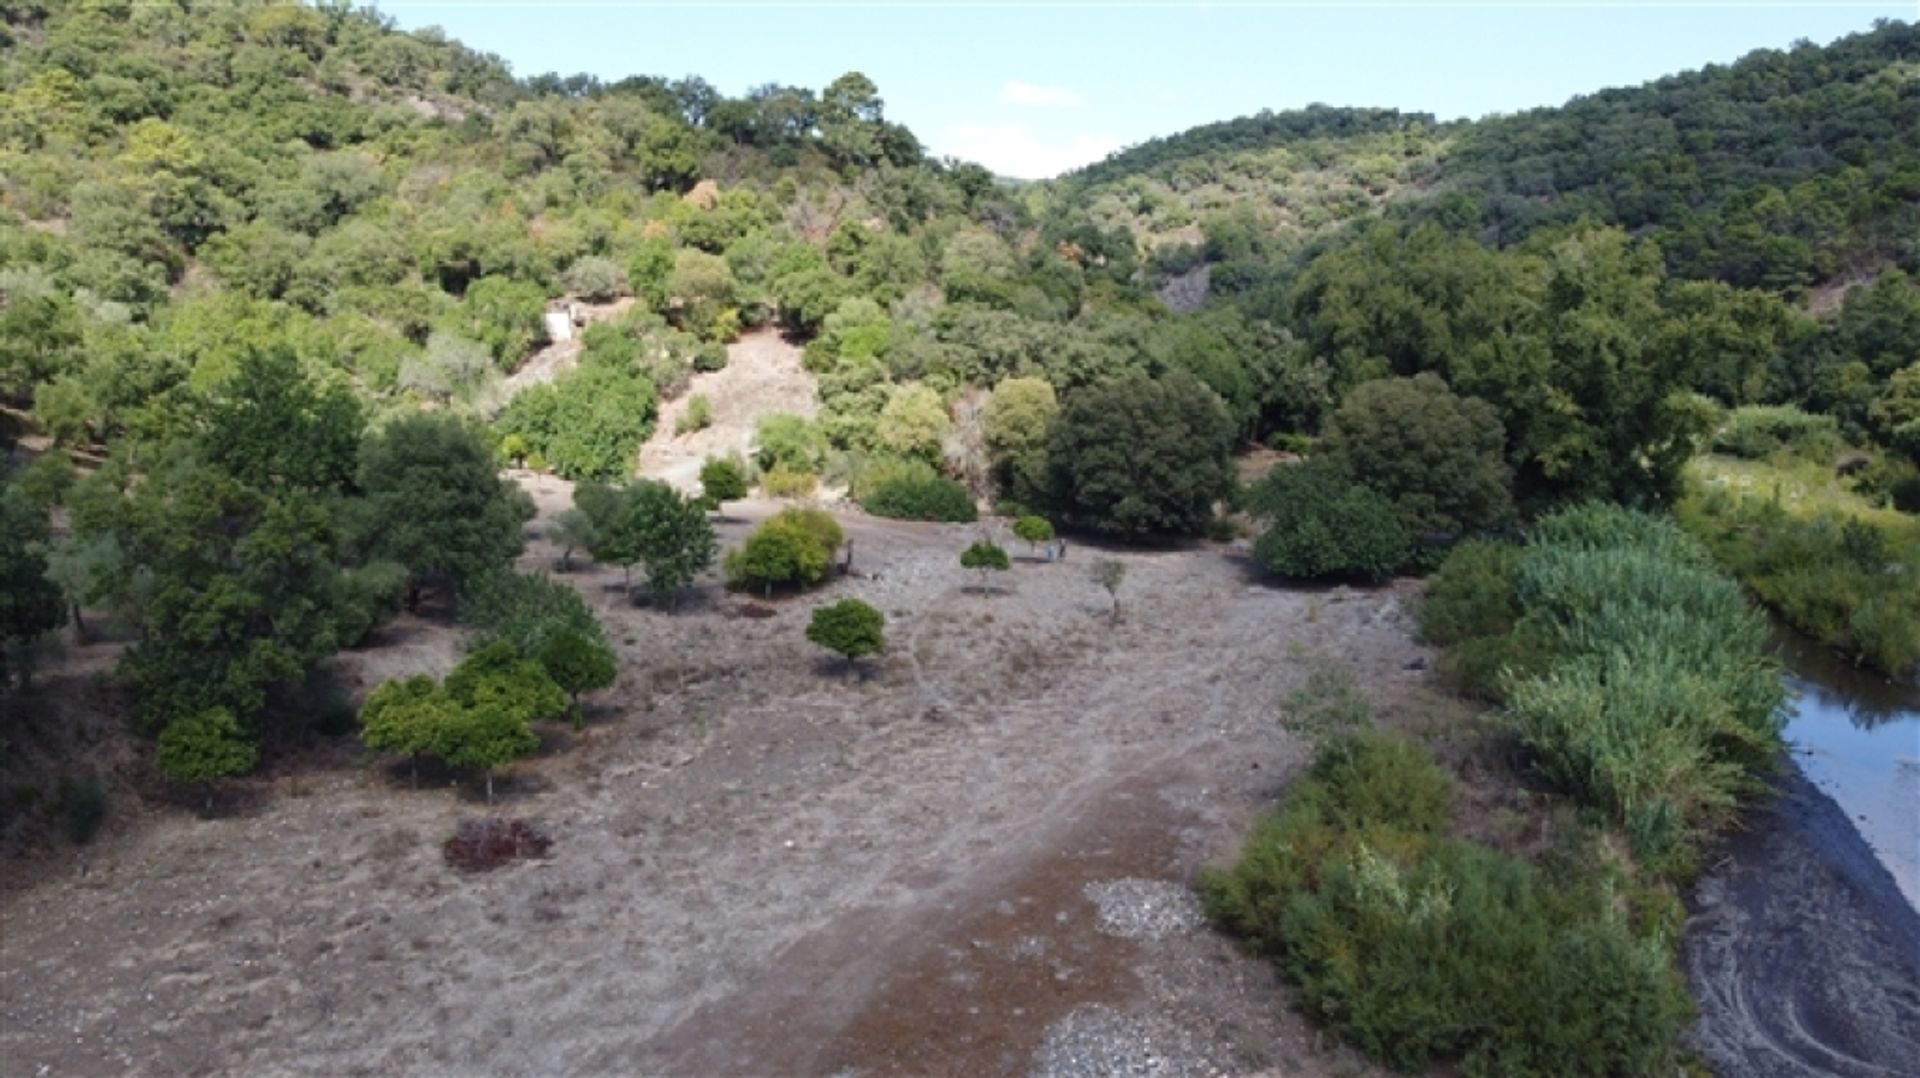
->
<box><xmin>1679</xmin><ymin>635</ymin><xmax>1920</xmax><ymax>1075</ymax></box>
<box><xmin>1774</xmin><ymin>630</ymin><xmax>1920</xmax><ymax>912</ymax></box>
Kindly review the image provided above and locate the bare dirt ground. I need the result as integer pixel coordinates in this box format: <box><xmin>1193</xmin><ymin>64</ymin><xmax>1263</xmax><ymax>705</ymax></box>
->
<box><xmin>0</xmin><ymin>474</ymin><xmax>1428</xmax><ymax>1076</ymax></box>
<box><xmin>638</xmin><ymin>331</ymin><xmax>818</xmax><ymax>493</ymax></box>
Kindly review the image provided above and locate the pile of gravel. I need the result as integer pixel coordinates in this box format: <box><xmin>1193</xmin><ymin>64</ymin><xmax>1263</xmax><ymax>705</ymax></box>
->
<box><xmin>1030</xmin><ymin>1004</ymin><xmax>1216</xmax><ymax>1078</ymax></box>
<box><xmin>1082</xmin><ymin>878</ymin><xmax>1206</xmax><ymax>941</ymax></box>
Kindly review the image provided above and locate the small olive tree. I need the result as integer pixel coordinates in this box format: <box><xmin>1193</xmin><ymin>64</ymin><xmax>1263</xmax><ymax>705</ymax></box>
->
<box><xmin>1012</xmin><ymin>515</ymin><xmax>1054</xmax><ymax>557</ymax></box>
<box><xmin>807</xmin><ymin>598</ymin><xmax>885</xmax><ymax>679</ymax></box>
<box><xmin>537</xmin><ymin>629</ymin><xmax>617</xmax><ymax>728</ymax></box>
<box><xmin>359</xmin><ymin>675</ymin><xmax>453</xmax><ymax>786</ymax></box>
<box><xmin>1091</xmin><ymin>559</ymin><xmax>1127</xmax><ymax>623</ymax></box>
<box><xmin>960</xmin><ymin>539</ymin><xmax>1011</xmax><ymax>591</ymax></box>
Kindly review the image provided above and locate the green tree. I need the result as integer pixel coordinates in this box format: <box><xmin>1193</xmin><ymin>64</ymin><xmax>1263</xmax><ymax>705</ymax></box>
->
<box><xmin>446</xmin><ymin>641</ymin><xmax>569</xmax><ymax>726</ymax></box>
<box><xmin>629</xmin><ymin>238</ymin><xmax>675</xmax><ymax>312</ymax></box>
<box><xmin>667</xmin><ymin>248</ymin><xmax>736</xmax><ymax>336</ymax></box>
<box><xmin>461</xmin><ymin>572</ymin><xmax>606</xmax><ymax>665</ymax></box>
<box><xmin>359</xmin><ymin>675</ymin><xmax>454</xmax><ymax>784</ymax></box>
<box><xmin>537</xmin><ymin>628</ymin><xmax>617</xmax><ymax>728</ymax></box>
<box><xmin>1012</xmin><ymin>515</ymin><xmax>1055</xmax><ymax>555</ymax></box>
<box><xmin>156</xmin><ymin>708</ymin><xmax>259</xmax><ymax>810</ymax></box>
<box><xmin>589</xmin><ymin>481</ymin><xmax>716</xmax><ymax>607</ymax></box>
<box><xmin>982</xmin><ymin>377</ymin><xmax>1059</xmax><ymax>459</ymax></box>
<box><xmin>545</xmin><ymin>508</ymin><xmax>597</xmax><ymax>572</ymax></box>
<box><xmin>1869</xmin><ymin>363</ymin><xmax>1920</xmax><ymax>462</ymax></box>
<box><xmin>201</xmin><ymin>346</ymin><xmax>363</xmax><ymax>493</ymax></box>
<box><xmin>94</xmin><ymin>458</ymin><xmax>348</xmax><ymax>734</ymax></box>
<box><xmin>960</xmin><ymin>539</ymin><xmax>1011</xmax><ymax>590</ymax></box>
<box><xmin>1248</xmin><ymin>460</ymin><xmax>1411</xmax><ymax>582</ymax></box>
<box><xmin>875</xmin><ymin>383</ymin><xmax>951</xmax><ymax>462</ymax></box>
<box><xmin>818</xmin><ymin>72</ymin><xmax>885</xmax><ymax>164</ymax></box>
<box><xmin>1323</xmin><ymin>374</ymin><xmax>1514</xmax><ymax>541</ymax></box>
<box><xmin>1047</xmin><ymin>373</ymin><xmax>1238</xmax><ymax>538</ymax></box>
<box><xmin>0</xmin><ymin>292</ymin><xmax>84</xmax><ymax>404</ymax></box>
<box><xmin>355</xmin><ymin>414</ymin><xmax>528</xmax><ymax>607</ymax></box>
<box><xmin>806</xmin><ymin>598</ymin><xmax>885</xmax><ymax>676</ymax></box>
<box><xmin>433</xmin><ymin>701</ymin><xmax>539</xmax><ymax>804</ymax></box>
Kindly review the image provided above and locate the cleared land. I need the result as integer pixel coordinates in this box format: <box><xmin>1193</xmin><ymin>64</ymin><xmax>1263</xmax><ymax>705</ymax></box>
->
<box><xmin>0</xmin><ymin>478</ymin><xmax>1432</xmax><ymax>1076</ymax></box>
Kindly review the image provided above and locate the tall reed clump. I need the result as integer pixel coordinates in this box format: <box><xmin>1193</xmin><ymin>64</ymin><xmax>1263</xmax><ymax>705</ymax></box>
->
<box><xmin>1203</xmin><ymin>730</ymin><xmax>1691</xmax><ymax>1077</ymax></box>
<box><xmin>1422</xmin><ymin>503</ymin><xmax>1786</xmax><ymax>876</ymax></box>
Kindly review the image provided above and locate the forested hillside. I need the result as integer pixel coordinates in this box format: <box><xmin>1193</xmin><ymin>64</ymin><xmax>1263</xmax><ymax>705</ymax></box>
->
<box><xmin>3</xmin><ymin>0</ymin><xmax>1920</xmax><ymax>776</ymax></box>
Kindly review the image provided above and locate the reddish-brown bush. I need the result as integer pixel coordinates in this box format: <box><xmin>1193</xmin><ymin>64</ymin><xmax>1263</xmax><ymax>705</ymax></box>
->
<box><xmin>444</xmin><ymin>817</ymin><xmax>553</xmax><ymax>872</ymax></box>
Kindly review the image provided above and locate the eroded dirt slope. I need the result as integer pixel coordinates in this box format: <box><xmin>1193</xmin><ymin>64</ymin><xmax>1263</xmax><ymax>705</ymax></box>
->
<box><xmin>638</xmin><ymin>331</ymin><xmax>818</xmax><ymax>493</ymax></box>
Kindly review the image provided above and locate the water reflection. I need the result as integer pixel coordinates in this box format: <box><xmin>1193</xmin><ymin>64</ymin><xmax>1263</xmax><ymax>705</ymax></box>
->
<box><xmin>1772</xmin><ymin>626</ymin><xmax>1920</xmax><ymax>912</ymax></box>
<box><xmin>1774</xmin><ymin>628</ymin><xmax>1920</xmax><ymax>729</ymax></box>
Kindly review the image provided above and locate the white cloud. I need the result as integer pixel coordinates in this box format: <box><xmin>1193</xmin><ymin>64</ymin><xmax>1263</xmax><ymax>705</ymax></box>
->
<box><xmin>939</xmin><ymin>123</ymin><xmax>1122</xmax><ymax>180</ymax></box>
<box><xmin>997</xmin><ymin>80</ymin><xmax>1087</xmax><ymax>108</ymax></box>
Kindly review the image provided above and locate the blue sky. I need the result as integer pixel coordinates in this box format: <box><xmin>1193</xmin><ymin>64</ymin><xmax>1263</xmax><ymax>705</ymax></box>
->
<box><xmin>371</xmin><ymin>2</ymin><xmax>1915</xmax><ymax>179</ymax></box>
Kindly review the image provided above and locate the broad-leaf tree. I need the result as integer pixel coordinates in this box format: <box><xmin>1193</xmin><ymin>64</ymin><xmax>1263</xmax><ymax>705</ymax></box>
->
<box><xmin>1046</xmin><ymin>372</ymin><xmax>1237</xmax><ymax>538</ymax></box>
<box><xmin>354</xmin><ymin>414</ymin><xmax>528</xmax><ymax>607</ymax></box>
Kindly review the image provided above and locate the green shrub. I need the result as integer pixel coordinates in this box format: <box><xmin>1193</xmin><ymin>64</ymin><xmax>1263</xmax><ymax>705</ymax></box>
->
<box><xmin>494</xmin><ymin>360</ymin><xmax>657</xmax><ymax>482</ymax></box>
<box><xmin>1418</xmin><ymin>540</ymin><xmax>1520</xmax><ymax>648</ymax></box>
<box><xmin>331</xmin><ymin>559</ymin><xmax>409</xmax><ymax>648</ymax></box>
<box><xmin>1712</xmin><ymin>404</ymin><xmax>1840</xmax><ymax>460</ymax></box>
<box><xmin>693</xmin><ymin>341</ymin><xmax>729</xmax><ymax>371</ymax></box>
<box><xmin>1506</xmin><ymin>654</ymin><xmax>1751</xmax><ymax>869</ymax></box>
<box><xmin>862</xmin><ymin>476</ymin><xmax>975</xmax><ymax>522</ymax></box>
<box><xmin>1265</xmin><ymin>430</ymin><xmax>1316</xmax><ymax>455</ymax></box>
<box><xmin>563</xmin><ymin>256</ymin><xmax>627</xmax><ymax>302</ymax></box>
<box><xmin>760</xmin><ymin>464</ymin><xmax>818</xmax><ymax>499</ymax></box>
<box><xmin>1678</xmin><ymin>477</ymin><xmax>1920</xmax><ymax>678</ymax></box>
<box><xmin>156</xmin><ymin>708</ymin><xmax>258</xmax><ymax>802</ymax></box>
<box><xmin>725</xmin><ymin>508</ymin><xmax>841</xmax><ymax>594</ymax></box>
<box><xmin>1249</xmin><ymin>460</ymin><xmax>1410</xmax><ymax>581</ymax></box>
<box><xmin>699</xmin><ymin>454</ymin><xmax>750</xmax><ymax>504</ymax></box>
<box><xmin>1891</xmin><ymin>476</ymin><xmax>1920</xmax><ymax>513</ymax></box>
<box><xmin>1280</xmin><ymin>661</ymin><xmax>1375</xmax><ymax>746</ymax></box>
<box><xmin>754</xmin><ymin>413</ymin><xmax>827</xmax><ymax>474</ymax></box>
<box><xmin>1203</xmin><ymin>735</ymin><xmax>1690</xmax><ymax>1077</ymax></box>
<box><xmin>1850</xmin><ymin>591</ymin><xmax>1920</xmax><ymax>680</ymax></box>
<box><xmin>675</xmin><ymin>394</ymin><xmax>712</xmax><ymax>435</ymax></box>
<box><xmin>851</xmin><ymin>456</ymin><xmax>977</xmax><ymax>522</ymax></box>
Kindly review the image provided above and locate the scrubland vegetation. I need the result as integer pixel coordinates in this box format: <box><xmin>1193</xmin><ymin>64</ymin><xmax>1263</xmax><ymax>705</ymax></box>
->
<box><xmin>2</xmin><ymin>3</ymin><xmax>1917</xmax><ymax>1073</ymax></box>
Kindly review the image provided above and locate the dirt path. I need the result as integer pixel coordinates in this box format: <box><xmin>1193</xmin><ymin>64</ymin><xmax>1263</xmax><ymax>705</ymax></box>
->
<box><xmin>637</xmin><ymin>330</ymin><xmax>817</xmax><ymax>493</ymax></box>
<box><xmin>0</xmin><ymin>484</ymin><xmax>1422</xmax><ymax>1076</ymax></box>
